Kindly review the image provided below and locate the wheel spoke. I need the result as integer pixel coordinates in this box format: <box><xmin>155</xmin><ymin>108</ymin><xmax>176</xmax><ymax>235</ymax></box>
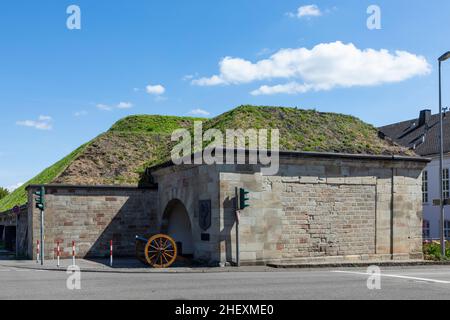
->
<box><xmin>163</xmin><ymin>252</ymin><xmax>174</xmax><ymax>260</ymax></box>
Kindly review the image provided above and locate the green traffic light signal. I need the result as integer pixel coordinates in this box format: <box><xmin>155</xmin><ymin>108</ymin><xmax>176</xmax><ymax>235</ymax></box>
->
<box><xmin>34</xmin><ymin>186</ymin><xmax>45</xmax><ymax>211</ymax></box>
<box><xmin>239</xmin><ymin>188</ymin><xmax>250</xmax><ymax>210</ymax></box>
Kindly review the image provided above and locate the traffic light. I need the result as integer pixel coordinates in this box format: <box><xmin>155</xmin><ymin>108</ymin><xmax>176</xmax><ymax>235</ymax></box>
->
<box><xmin>239</xmin><ymin>188</ymin><xmax>250</xmax><ymax>210</ymax></box>
<box><xmin>34</xmin><ymin>186</ymin><xmax>45</xmax><ymax>211</ymax></box>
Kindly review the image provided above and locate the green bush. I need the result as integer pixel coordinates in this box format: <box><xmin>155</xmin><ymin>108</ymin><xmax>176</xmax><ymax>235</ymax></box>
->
<box><xmin>423</xmin><ymin>241</ymin><xmax>450</xmax><ymax>261</ymax></box>
<box><xmin>0</xmin><ymin>188</ymin><xmax>9</xmax><ymax>201</ymax></box>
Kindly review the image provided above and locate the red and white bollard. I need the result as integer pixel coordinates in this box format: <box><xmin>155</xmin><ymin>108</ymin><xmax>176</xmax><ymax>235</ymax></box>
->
<box><xmin>110</xmin><ymin>240</ymin><xmax>113</xmax><ymax>267</ymax></box>
<box><xmin>72</xmin><ymin>241</ymin><xmax>76</xmax><ymax>266</ymax></box>
<box><xmin>56</xmin><ymin>242</ymin><xmax>61</xmax><ymax>268</ymax></box>
<box><xmin>36</xmin><ymin>240</ymin><xmax>40</xmax><ymax>264</ymax></box>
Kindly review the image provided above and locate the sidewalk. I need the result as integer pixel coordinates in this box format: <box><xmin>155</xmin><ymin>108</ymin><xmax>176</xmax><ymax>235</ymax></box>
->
<box><xmin>0</xmin><ymin>258</ymin><xmax>276</xmax><ymax>274</ymax></box>
<box><xmin>2</xmin><ymin>257</ymin><xmax>450</xmax><ymax>274</ymax></box>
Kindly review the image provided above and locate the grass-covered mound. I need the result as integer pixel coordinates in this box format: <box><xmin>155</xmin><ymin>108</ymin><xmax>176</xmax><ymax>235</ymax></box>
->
<box><xmin>0</xmin><ymin>105</ymin><xmax>412</xmax><ymax>212</ymax></box>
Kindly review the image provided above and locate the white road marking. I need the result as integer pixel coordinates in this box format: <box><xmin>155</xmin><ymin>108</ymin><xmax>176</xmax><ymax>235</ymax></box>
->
<box><xmin>332</xmin><ymin>270</ymin><xmax>450</xmax><ymax>284</ymax></box>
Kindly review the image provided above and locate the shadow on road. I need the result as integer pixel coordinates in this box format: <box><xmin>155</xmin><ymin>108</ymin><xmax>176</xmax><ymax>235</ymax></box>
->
<box><xmin>85</xmin><ymin>256</ymin><xmax>204</xmax><ymax>270</ymax></box>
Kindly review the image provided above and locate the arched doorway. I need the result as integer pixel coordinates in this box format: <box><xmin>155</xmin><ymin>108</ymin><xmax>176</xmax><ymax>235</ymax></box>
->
<box><xmin>161</xmin><ymin>200</ymin><xmax>194</xmax><ymax>257</ymax></box>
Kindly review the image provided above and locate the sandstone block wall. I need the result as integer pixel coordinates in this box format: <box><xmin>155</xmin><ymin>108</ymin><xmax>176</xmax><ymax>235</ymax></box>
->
<box><xmin>0</xmin><ymin>206</ymin><xmax>27</xmax><ymax>255</ymax></box>
<box><xmin>217</xmin><ymin>157</ymin><xmax>425</xmax><ymax>265</ymax></box>
<box><xmin>27</xmin><ymin>186</ymin><xmax>158</xmax><ymax>260</ymax></box>
<box><xmin>17</xmin><ymin>153</ymin><xmax>426</xmax><ymax>266</ymax></box>
<box><xmin>152</xmin><ymin>164</ymin><xmax>221</xmax><ymax>264</ymax></box>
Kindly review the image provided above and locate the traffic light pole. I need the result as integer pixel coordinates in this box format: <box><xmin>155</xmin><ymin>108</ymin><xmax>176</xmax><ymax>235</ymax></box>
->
<box><xmin>40</xmin><ymin>209</ymin><xmax>44</xmax><ymax>265</ymax></box>
<box><xmin>34</xmin><ymin>186</ymin><xmax>46</xmax><ymax>265</ymax></box>
<box><xmin>236</xmin><ymin>217</ymin><xmax>240</xmax><ymax>268</ymax></box>
<box><xmin>235</xmin><ymin>187</ymin><xmax>250</xmax><ymax>267</ymax></box>
<box><xmin>235</xmin><ymin>187</ymin><xmax>240</xmax><ymax>267</ymax></box>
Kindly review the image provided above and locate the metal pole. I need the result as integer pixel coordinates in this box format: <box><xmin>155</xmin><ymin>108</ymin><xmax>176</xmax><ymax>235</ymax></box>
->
<box><xmin>72</xmin><ymin>241</ymin><xmax>76</xmax><ymax>266</ymax></box>
<box><xmin>57</xmin><ymin>242</ymin><xmax>60</xmax><ymax>268</ymax></box>
<box><xmin>235</xmin><ymin>187</ymin><xmax>240</xmax><ymax>267</ymax></box>
<box><xmin>236</xmin><ymin>218</ymin><xmax>240</xmax><ymax>267</ymax></box>
<box><xmin>40</xmin><ymin>209</ymin><xmax>44</xmax><ymax>266</ymax></box>
<box><xmin>439</xmin><ymin>60</ymin><xmax>446</xmax><ymax>257</ymax></box>
<box><xmin>110</xmin><ymin>240</ymin><xmax>113</xmax><ymax>267</ymax></box>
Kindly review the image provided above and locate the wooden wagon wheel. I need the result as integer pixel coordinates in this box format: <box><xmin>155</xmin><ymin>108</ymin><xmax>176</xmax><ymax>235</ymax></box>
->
<box><xmin>144</xmin><ymin>234</ymin><xmax>178</xmax><ymax>268</ymax></box>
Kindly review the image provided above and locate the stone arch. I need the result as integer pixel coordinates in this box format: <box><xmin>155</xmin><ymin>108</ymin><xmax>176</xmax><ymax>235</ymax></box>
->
<box><xmin>161</xmin><ymin>199</ymin><xmax>194</xmax><ymax>256</ymax></box>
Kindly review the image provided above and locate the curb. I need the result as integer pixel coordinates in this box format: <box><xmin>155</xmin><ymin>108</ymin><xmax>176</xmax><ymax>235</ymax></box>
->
<box><xmin>2</xmin><ymin>260</ymin><xmax>450</xmax><ymax>274</ymax></box>
<box><xmin>0</xmin><ymin>263</ymin><xmax>275</xmax><ymax>274</ymax></box>
<box><xmin>267</xmin><ymin>260</ymin><xmax>450</xmax><ymax>269</ymax></box>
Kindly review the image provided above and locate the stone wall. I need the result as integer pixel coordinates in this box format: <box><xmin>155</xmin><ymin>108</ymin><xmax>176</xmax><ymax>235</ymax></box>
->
<box><xmin>26</xmin><ymin>186</ymin><xmax>158</xmax><ymax>260</ymax></box>
<box><xmin>15</xmin><ymin>153</ymin><xmax>426</xmax><ymax>266</ymax></box>
<box><xmin>150</xmin><ymin>154</ymin><xmax>426</xmax><ymax>266</ymax></box>
<box><xmin>151</xmin><ymin>164</ymin><xmax>221</xmax><ymax>264</ymax></box>
<box><xmin>0</xmin><ymin>206</ymin><xmax>27</xmax><ymax>255</ymax></box>
<box><xmin>16</xmin><ymin>205</ymin><xmax>28</xmax><ymax>257</ymax></box>
<box><xmin>0</xmin><ymin>212</ymin><xmax>13</xmax><ymax>245</ymax></box>
<box><xmin>280</xmin><ymin>183</ymin><xmax>376</xmax><ymax>258</ymax></box>
<box><xmin>216</xmin><ymin>156</ymin><xmax>426</xmax><ymax>265</ymax></box>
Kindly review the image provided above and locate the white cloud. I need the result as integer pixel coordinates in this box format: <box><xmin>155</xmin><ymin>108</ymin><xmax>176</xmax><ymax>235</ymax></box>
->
<box><xmin>154</xmin><ymin>96</ymin><xmax>168</xmax><ymax>102</ymax></box>
<box><xmin>38</xmin><ymin>115</ymin><xmax>52</xmax><ymax>121</ymax></box>
<box><xmin>296</xmin><ymin>5</ymin><xmax>322</xmax><ymax>18</ymax></box>
<box><xmin>256</xmin><ymin>48</ymin><xmax>274</xmax><ymax>57</ymax></box>
<box><xmin>7</xmin><ymin>182</ymin><xmax>23</xmax><ymax>192</ymax></box>
<box><xmin>251</xmin><ymin>83</ymin><xmax>314</xmax><ymax>96</ymax></box>
<box><xmin>74</xmin><ymin>110</ymin><xmax>88</xmax><ymax>117</ymax></box>
<box><xmin>182</xmin><ymin>74</ymin><xmax>197</xmax><ymax>81</ymax></box>
<box><xmin>96</xmin><ymin>104</ymin><xmax>112</xmax><ymax>111</ymax></box>
<box><xmin>96</xmin><ymin>102</ymin><xmax>133</xmax><ymax>111</ymax></box>
<box><xmin>117</xmin><ymin>102</ymin><xmax>133</xmax><ymax>109</ymax></box>
<box><xmin>192</xmin><ymin>41</ymin><xmax>431</xmax><ymax>95</ymax></box>
<box><xmin>17</xmin><ymin>115</ymin><xmax>53</xmax><ymax>130</ymax></box>
<box><xmin>192</xmin><ymin>75</ymin><xmax>226</xmax><ymax>86</ymax></box>
<box><xmin>188</xmin><ymin>109</ymin><xmax>211</xmax><ymax>116</ymax></box>
<box><xmin>146</xmin><ymin>84</ymin><xmax>166</xmax><ymax>95</ymax></box>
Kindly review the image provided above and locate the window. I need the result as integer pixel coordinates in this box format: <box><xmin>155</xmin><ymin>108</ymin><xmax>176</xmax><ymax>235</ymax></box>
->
<box><xmin>443</xmin><ymin>169</ymin><xmax>450</xmax><ymax>200</ymax></box>
<box><xmin>422</xmin><ymin>171</ymin><xmax>428</xmax><ymax>204</ymax></box>
<box><xmin>423</xmin><ymin>220</ymin><xmax>431</xmax><ymax>239</ymax></box>
<box><xmin>445</xmin><ymin>221</ymin><xmax>450</xmax><ymax>239</ymax></box>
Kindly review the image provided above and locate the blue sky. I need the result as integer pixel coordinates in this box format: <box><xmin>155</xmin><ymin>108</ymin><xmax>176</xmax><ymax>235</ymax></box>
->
<box><xmin>1</xmin><ymin>0</ymin><xmax>450</xmax><ymax>189</ymax></box>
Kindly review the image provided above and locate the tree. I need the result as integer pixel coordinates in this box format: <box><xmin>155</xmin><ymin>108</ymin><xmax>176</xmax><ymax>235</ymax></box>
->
<box><xmin>0</xmin><ymin>187</ymin><xmax>9</xmax><ymax>201</ymax></box>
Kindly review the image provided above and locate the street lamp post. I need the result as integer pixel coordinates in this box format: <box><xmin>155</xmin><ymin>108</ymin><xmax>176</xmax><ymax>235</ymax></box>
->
<box><xmin>438</xmin><ymin>51</ymin><xmax>450</xmax><ymax>257</ymax></box>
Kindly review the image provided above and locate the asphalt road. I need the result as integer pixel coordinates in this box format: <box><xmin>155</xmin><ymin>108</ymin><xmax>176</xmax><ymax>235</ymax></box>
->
<box><xmin>0</xmin><ymin>264</ymin><xmax>450</xmax><ymax>300</ymax></box>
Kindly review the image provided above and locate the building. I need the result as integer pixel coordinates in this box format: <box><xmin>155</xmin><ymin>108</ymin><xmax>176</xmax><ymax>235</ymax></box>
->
<box><xmin>380</xmin><ymin>109</ymin><xmax>450</xmax><ymax>241</ymax></box>
<box><xmin>7</xmin><ymin>149</ymin><xmax>427</xmax><ymax>266</ymax></box>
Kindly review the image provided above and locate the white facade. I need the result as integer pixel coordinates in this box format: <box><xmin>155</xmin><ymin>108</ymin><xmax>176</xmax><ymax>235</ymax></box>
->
<box><xmin>422</xmin><ymin>153</ymin><xmax>450</xmax><ymax>240</ymax></box>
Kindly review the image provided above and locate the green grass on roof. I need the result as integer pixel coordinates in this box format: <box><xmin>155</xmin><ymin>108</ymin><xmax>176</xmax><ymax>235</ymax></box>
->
<box><xmin>0</xmin><ymin>143</ymin><xmax>89</xmax><ymax>212</ymax></box>
<box><xmin>109</xmin><ymin>115</ymin><xmax>206</xmax><ymax>134</ymax></box>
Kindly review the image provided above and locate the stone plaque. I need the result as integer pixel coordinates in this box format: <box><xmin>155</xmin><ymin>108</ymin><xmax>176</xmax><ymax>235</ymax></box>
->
<box><xmin>199</xmin><ymin>200</ymin><xmax>212</xmax><ymax>231</ymax></box>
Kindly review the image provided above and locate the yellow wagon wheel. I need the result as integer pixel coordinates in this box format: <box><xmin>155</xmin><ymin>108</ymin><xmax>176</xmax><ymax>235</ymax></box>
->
<box><xmin>145</xmin><ymin>234</ymin><xmax>178</xmax><ymax>268</ymax></box>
